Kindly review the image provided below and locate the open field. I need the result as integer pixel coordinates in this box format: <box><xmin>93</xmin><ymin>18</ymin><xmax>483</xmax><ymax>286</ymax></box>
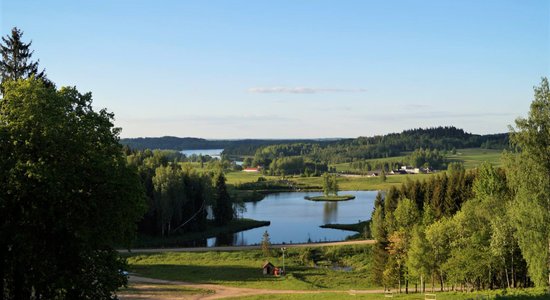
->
<box><xmin>446</xmin><ymin>148</ymin><xmax>504</xmax><ymax>169</ymax></box>
<box><xmin>331</xmin><ymin>148</ymin><xmax>504</xmax><ymax>173</ymax></box>
<box><xmin>126</xmin><ymin>245</ymin><xmax>376</xmax><ymax>290</ymax></box>
<box><xmin>225</xmin><ymin>172</ymin><xmax>279</xmax><ymax>185</ymax></box>
<box><xmin>291</xmin><ymin>173</ymin><xmax>434</xmax><ymax>191</ymax></box>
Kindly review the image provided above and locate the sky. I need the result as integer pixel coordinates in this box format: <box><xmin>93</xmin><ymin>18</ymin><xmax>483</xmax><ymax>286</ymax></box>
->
<box><xmin>1</xmin><ymin>0</ymin><xmax>549</xmax><ymax>139</ymax></box>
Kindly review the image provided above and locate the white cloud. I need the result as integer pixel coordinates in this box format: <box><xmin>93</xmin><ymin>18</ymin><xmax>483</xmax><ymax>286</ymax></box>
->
<box><xmin>247</xmin><ymin>87</ymin><xmax>367</xmax><ymax>94</ymax></box>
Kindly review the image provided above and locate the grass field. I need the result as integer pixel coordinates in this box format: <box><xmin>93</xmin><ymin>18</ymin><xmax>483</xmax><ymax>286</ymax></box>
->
<box><xmin>236</xmin><ymin>288</ymin><xmax>550</xmax><ymax>300</ymax></box>
<box><xmin>291</xmin><ymin>173</ymin><xmax>434</xmax><ymax>191</ymax></box>
<box><xmin>127</xmin><ymin>245</ymin><xmax>375</xmax><ymax>290</ymax></box>
<box><xmin>118</xmin><ymin>283</ymin><xmax>212</xmax><ymax>298</ymax></box>
<box><xmin>226</xmin><ymin>172</ymin><xmax>279</xmax><ymax>185</ymax></box>
<box><xmin>221</xmin><ymin>148</ymin><xmax>504</xmax><ymax>193</ymax></box>
<box><xmin>446</xmin><ymin>148</ymin><xmax>504</xmax><ymax>169</ymax></box>
<box><xmin>125</xmin><ymin>247</ymin><xmax>548</xmax><ymax>299</ymax></box>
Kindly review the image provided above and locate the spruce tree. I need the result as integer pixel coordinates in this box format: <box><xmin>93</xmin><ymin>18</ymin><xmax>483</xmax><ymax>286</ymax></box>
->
<box><xmin>213</xmin><ymin>171</ymin><xmax>233</xmax><ymax>226</ymax></box>
<box><xmin>0</xmin><ymin>27</ymin><xmax>50</xmax><ymax>89</ymax></box>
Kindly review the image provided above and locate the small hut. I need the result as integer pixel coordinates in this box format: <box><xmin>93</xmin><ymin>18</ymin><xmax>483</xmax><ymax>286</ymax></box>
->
<box><xmin>262</xmin><ymin>262</ymin><xmax>275</xmax><ymax>275</ymax></box>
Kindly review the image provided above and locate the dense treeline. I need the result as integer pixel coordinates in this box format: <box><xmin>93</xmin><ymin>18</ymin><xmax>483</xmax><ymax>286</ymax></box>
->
<box><xmin>121</xmin><ymin>129</ymin><xmax>508</xmax><ymax>164</ymax></box>
<box><xmin>244</xmin><ymin>128</ymin><xmax>507</xmax><ymax>174</ymax></box>
<box><xmin>310</xmin><ymin>127</ymin><xmax>507</xmax><ymax>163</ymax></box>
<box><xmin>126</xmin><ymin>149</ymin><xmax>236</xmax><ymax>236</ymax></box>
<box><xmin>370</xmin><ymin>78</ymin><xmax>550</xmax><ymax>292</ymax></box>
<box><xmin>121</xmin><ymin>136</ymin><xmax>324</xmax><ymax>153</ymax></box>
<box><xmin>347</xmin><ymin>148</ymin><xmax>447</xmax><ymax>173</ymax></box>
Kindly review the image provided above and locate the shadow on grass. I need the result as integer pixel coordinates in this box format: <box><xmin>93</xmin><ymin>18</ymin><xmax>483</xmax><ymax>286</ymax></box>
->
<box><xmin>131</xmin><ymin>264</ymin><xmax>285</xmax><ymax>285</ymax></box>
<box><xmin>495</xmin><ymin>295</ymin><xmax>550</xmax><ymax>300</ymax></box>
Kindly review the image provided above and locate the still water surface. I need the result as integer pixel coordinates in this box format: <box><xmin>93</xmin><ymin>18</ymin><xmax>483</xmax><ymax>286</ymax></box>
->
<box><xmin>207</xmin><ymin>191</ymin><xmax>377</xmax><ymax>246</ymax></box>
<box><xmin>180</xmin><ymin>148</ymin><xmax>224</xmax><ymax>159</ymax></box>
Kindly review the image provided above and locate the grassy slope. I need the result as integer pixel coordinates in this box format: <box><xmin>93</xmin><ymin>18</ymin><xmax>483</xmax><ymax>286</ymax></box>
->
<box><xmin>447</xmin><ymin>148</ymin><xmax>503</xmax><ymax>169</ymax></box>
<box><xmin>127</xmin><ymin>245</ymin><xmax>375</xmax><ymax>290</ymax></box>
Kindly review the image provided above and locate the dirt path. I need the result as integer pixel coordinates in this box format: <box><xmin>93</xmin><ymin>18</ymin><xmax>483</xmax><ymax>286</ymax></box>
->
<box><xmin>120</xmin><ymin>239</ymin><xmax>376</xmax><ymax>254</ymax></box>
<box><xmin>118</xmin><ymin>275</ymin><xmax>386</xmax><ymax>300</ymax></box>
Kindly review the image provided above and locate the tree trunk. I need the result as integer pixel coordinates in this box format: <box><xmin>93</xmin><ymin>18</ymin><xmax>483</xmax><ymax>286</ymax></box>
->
<box><xmin>440</xmin><ymin>272</ymin><xmax>444</xmax><ymax>292</ymax></box>
<box><xmin>504</xmin><ymin>264</ymin><xmax>510</xmax><ymax>288</ymax></box>
<box><xmin>420</xmin><ymin>274</ymin><xmax>423</xmax><ymax>293</ymax></box>
<box><xmin>405</xmin><ymin>278</ymin><xmax>408</xmax><ymax>294</ymax></box>
<box><xmin>547</xmin><ymin>237</ymin><xmax>550</xmax><ymax>288</ymax></box>
<box><xmin>511</xmin><ymin>252</ymin><xmax>515</xmax><ymax>288</ymax></box>
<box><xmin>432</xmin><ymin>273</ymin><xmax>435</xmax><ymax>292</ymax></box>
<box><xmin>398</xmin><ymin>276</ymin><xmax>401</xmax><ymax>294</ymax></box>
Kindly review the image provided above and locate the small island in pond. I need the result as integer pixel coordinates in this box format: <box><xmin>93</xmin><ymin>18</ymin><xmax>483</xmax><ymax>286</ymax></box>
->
<box><xmin>304</xmin><ymin>195</ymin><xmax>356</xmax><ymax>201</ymax></box>
<box><xmin>305</xmin><ymin>173</ymin><xmax>354</xmax><ymax>201</ymax></box>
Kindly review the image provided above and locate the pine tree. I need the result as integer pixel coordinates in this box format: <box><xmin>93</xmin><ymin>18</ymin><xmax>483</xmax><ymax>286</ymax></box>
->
<box><xmin>0</xmin><ymin>28</ymin><xmax>50</xmax><ymax>89</ymax></box>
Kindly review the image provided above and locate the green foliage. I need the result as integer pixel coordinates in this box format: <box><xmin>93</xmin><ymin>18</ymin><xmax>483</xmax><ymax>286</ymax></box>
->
<box><xmin>127</xmin><ymin>149</ymin><xmax>214</xmax><ymax>236</ymax></box>
<box><xmin>0</xmin><ymin>78</ymin><xmax>146</xmax><ymax>298</ymax></box>
<box><xmin>213</xmin><ymin>171</ymin><xmax>234</xmax><ymax>226</ymax></box>
<box><xmin>507</xmin><ymin>77</ymin><xmax>550</xmax><ymax>287</ymax></box>
<box><xmin>408</xmin><ymin>148</ymin><xmax>446</xmax><ymax>169</ymax></box>
<box><xmin>321</xmin><ymin>172</ymin><xmax>339</xmax><ymax>196</ymax></box>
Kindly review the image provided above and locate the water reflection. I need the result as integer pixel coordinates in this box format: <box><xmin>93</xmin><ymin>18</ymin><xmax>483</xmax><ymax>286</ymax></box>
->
<box><xmin>323</xmin><ymin>202</ymin><xmax>338</xmax><ymax>224</ymax></box>
<box><xmin>213</xmin><ymin>233</ymin><xmax>235</xmax><ymax>247</ymax></box>
<box><xmin>206</xmin><ymin>191</ymin><xmax>377</xmax><ymax>246</ymax></box>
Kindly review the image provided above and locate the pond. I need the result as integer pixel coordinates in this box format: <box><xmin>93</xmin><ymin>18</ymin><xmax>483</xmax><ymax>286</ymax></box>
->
<box><xmin>207</xmin><ymin>191</ymin><xmax>377</xmax><ymax>246</ymax></box>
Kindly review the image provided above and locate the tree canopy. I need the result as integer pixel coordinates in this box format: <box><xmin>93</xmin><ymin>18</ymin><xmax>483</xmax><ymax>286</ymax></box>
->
<box><xmin>0</xmin><ymin>78</ymin><xmax>146</xmax><ymax>298</ymax></box>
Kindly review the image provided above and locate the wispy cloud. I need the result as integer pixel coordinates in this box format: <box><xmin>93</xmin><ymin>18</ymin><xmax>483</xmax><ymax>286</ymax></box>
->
<box><xmin>247</xmin><ymin>87</ymin><xmax>367</xmax><ymax>94</ymax></box>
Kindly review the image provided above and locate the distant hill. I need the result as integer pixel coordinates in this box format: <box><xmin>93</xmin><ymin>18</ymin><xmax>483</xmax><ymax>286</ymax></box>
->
<box><xmin>120</xmin><ymin>127</ymin><xmax>509</xmax><ymax>160</ymax></box>
<box><xmin>120</xmin><ymin>136</ymin><xmax>327</xmax><ymax>152</ymax></box>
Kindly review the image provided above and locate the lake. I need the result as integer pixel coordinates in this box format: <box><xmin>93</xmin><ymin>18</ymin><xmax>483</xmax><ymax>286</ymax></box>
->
<box><xmin>207</xmin><ymin>191</ymin><xmax>377</xmax><ymax>246</ymax></box>
<box><xmin>180</xmin><ymin>148</ymin><xmax>224</xmax><ymax>159</ymax></box>
<box><xmin>180</xmin><ymin>148</ymin><xmax>243</xmax><ymax>165</ymax></box>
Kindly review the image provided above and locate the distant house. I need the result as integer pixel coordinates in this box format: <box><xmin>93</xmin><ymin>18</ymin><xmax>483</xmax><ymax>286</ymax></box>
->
<box><xmin>262</xmin><ymin>262</ymin><xmax>275</xmax><ymax>275</ymax></box>
<box><xmin>243</xmin><ymin>166</ymin><xmax>262</xmax><ymax>173</ymax></box>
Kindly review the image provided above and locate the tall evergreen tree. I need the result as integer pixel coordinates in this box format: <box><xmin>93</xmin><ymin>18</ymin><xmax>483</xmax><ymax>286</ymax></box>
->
<box><xmin>213</xmin><ymin>171</ymin><xmax>233</xmax><ymax>226</ymax></box>
<box><xmin>0</xmin><ymin>27</ymin><xmax>49</xmax><ymax>89</ymax></box>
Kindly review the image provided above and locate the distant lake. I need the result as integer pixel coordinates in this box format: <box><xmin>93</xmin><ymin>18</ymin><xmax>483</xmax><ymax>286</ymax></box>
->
<box><xmin>180</xmin><ymin>148</ymin><xmax>224</xmax><ymax>159</ymax></box>
<box><xmin>207</xmin><ymin>191</ymin><xmax>377</xmax><ymax>246</ymax></box>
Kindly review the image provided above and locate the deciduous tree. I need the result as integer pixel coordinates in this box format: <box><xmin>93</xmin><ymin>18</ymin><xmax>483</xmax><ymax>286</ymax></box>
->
<box><xmin>0</xmin><ymin>78</ymin><xmax>146</xmax><ymax>299</ymax></box>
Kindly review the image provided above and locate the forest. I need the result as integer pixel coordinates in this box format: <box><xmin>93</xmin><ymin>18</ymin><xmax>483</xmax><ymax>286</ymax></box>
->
<box><xmin>369</xmin><ymin>78</ymin><xmax>550</xmax><ymax>292</ymax></box>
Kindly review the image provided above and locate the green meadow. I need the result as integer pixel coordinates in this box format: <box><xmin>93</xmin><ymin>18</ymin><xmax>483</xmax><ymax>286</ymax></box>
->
<box><xmin>127</xmin><ymin>245</ymin><xmax>376</xmax><ymax>290</ymax></box>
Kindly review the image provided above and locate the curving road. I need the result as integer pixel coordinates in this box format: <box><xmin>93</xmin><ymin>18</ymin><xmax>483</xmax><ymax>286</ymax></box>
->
<box><xmin>118</xmin><ymin>275</ymin><xmax>386</xmax><ymax>300</ymax></box>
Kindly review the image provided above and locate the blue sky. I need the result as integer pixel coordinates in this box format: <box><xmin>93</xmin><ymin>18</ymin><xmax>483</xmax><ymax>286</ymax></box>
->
<box><xmin>2</xmin><ymin>0</ymin><xmax>549</xmax><ymax>138</ymax></box>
